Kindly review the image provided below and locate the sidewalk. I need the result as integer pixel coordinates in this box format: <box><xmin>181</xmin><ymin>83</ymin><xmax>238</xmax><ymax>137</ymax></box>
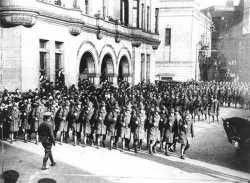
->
<box><xmin>1</xmin><ymin>140</ymin><xmax>249</xmax><ymax>183</ymax></box>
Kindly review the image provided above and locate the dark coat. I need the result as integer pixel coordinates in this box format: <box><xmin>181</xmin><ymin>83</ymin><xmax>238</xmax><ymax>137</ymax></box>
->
<box><xmin>178</xmin><ymin>114</ymin><xmax>194</xmax><ymax>145</ymax></box>
<box><xmin>95</xmin><ymin>107</ymin><xmax>107</xmax><ymax>135</ymax></box>
<box><xmin>131</xmin><ymin>110</ymin><xmax>146</xmax><ymax>140</ymax></box>
<box><xmin>38</xmin><ymin>120</ymin><xmax>55</xmax><ymax>145</ymax></box>
<box><xmin>147</xmin><ymin>112</ymin><xmax>160</xmax><ymax>141</ymax></box>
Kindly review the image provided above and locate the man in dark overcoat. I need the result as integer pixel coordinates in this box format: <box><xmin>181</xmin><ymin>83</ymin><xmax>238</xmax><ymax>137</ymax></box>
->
<box><xmin>38</xmin><ymin>112</ymin><xmax>56</xmax><ymax>170</ymax></box>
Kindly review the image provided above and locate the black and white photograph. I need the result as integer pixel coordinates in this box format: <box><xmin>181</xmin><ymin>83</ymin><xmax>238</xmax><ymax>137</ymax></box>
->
<box><xmin>0</xmin><ymin>0</ymin><xmax>250</xmax><ymax>182</ymax></box>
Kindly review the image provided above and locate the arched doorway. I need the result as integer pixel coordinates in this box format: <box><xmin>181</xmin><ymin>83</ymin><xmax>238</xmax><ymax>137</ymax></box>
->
<box><xmin>101</xmin><ymin>54</ymin><xmax>114</xmax><ymax>83</ymax></box>
<box><xmin>118</xmin><ymin>56</ymin><xmax>129</xmax><ymax>83</ymax></box>
<box><xmin>79</xmin><ymin>52</ymin><xmax>95</xmax><ymax>83</ymax></box>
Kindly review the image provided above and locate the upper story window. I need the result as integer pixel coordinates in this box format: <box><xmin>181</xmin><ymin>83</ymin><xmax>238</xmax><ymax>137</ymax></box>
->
<box><xmin>103</xmin><ymin>0</ymin><xmax>106</xmax><ymax>18</ymax></box>
<box><xmin>165</xmin><ymin>28</ymin><xmax>171</xmax><ymax>46</ymax></box>
<box><xmin>55</xmin><ymin>41</ymin><xmax>64</xmax><ymax>74</ymax></box>
<box><xmin>54</xmin><ymin>0</ymin><xmax>62</xmax><ymax>6</ymax></box>
<box><xmin>85</xmin><ymin>0</ymin><xmax>89</xmax><ymax>15</ymax></box>
<box><xmin>73</xmin><ymin>0</ymin><xmax>80</xmax><ymax>9</ymax></box>
<box><xmin>121</xmin><ymin>0</ymin><xmax>129</xmax><ymax>26</ymax></box>
<box><xmin>147</xmin><ymin>6</ymin><xmax>150</xmax><ymax>32</ymax></box>
<box><xmin>141</xmin><ymin>3</ymin><xmax>144</xmax><ymax>29</ymax></box>
<box><xmin>136</xmin><ymin>0</ymin><xmax>140</xmax><ymax>28</ymax></box>
<box><xmin>39</xmin><ymin>39</ymin><xmax>49</xmax><ymax>76</ymax></box>
<box><xmin>155</xmin><ymin>8</ymin><xmax>159</xmax><ymax>34</ymax></box>
<box><xmin>132</xmin><ymin>0</ymin><xmax>140</xmax><ymax>28</ymax></box>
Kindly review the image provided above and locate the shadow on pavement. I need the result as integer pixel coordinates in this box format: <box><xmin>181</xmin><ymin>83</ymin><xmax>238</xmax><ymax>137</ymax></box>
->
<box><xmin>124</xmin><ymin>150</ymin><xmax>250</xmax><ymax>182</ymax></box>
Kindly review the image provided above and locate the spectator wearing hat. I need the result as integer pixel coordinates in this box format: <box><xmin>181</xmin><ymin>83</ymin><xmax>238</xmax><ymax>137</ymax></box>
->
<box><xmin>55</xmin><ymin>102</ymin><xmax>69</xmax><ymax>144</ymax></box>
<box><xmin>70</xmin><ymin>103</ymin><xmax>81</xmax><ymax>146</ymax></box>
<box><xmin>9</xmin><ymin>103</ymin><xmax>20</xmax><ymax>143</ymax></box>
<box><xmin>21</xmin><ymin>100</ymin><xmax>32</xmax><ymax>142</ymax></box>
<box><xmin>38</xmin><ymin>112</ymin><xmax>56</xmax><ymax>170</ymax></box>
<box><xmin>30</xmin><ymin>101</ymin><xmax>43</xmax><ymax>144</ymax></box>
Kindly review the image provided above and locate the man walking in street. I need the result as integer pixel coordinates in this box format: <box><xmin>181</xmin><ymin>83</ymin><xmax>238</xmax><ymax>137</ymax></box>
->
<box><xmin>38</xmin><ymin>112</ymin><xmax>56</xmax><ymax>170</ymax></box>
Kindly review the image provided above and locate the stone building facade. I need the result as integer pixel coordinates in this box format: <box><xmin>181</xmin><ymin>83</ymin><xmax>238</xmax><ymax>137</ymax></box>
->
<box><xmin>0</xmin><ymin>0</ymin><xmax>160</xmax><ymax>91</ymax></box>
<box><xmin>209</xmin><ymin>0</ymin><xmax>250</xmax><ymax>82</ymax></box>
<box><xmin>155</xmin><ymin>0</ymin><xmax>212</xmax><ymax>81</ymax></box>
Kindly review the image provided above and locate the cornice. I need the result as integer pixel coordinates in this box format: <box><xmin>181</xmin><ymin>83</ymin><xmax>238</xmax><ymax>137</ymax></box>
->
<box><xmin>0</xmin><ymin>7</ymin><xmax>39</xmax><ymax>27</ymax></box>
<box><xmin>0</xmin><ymin>6</ymin><xmax>160</xmax><ymax>46</ymax></box>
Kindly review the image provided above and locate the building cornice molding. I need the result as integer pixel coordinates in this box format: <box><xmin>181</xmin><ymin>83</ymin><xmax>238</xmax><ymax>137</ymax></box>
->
<box><xmin>0</xmin><ymin>7</ymin><xmax>39</xmax><ymax>27</ymax></box>
<box><xmin>0</xmin><ymin>6</ymin><xmax>160</xmax><ymax>47</ymax></box>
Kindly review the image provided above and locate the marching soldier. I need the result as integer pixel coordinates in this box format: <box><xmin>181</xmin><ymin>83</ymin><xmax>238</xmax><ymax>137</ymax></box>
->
<box><xmin>115</xmin><ymin>104</ymin><xmax>131</xmax><ymax>150</ymax></box>
<box><xmin>131</xmin><ymin>104</ymin><xmax>146</xmax><ymax>153</ymax></box>
<box><xmin>147</xmin><ymin>107</ymin><xmax>161</xmax><ymax>155</ymax></box>
<box><xmin>38</xmin><ymin>112</ymin><xmax>56</xmax><ymax>170</ymax></box>
<box><xmin>209</xmin><ymin>95</ymin><xmax>220</xmax><ymax>123</ymax></box>
<box><xmin>105</xmin><ymin>102</ymin><xmax>119</xmax><ymax>150</ymax></box>
<box><xmin>164</xmin><ymin>108</ymin><xmax>175</xmax><ymax>156</ymax></box>
<box><xmin>169</xmin><ymin>109</ymin><xmax>181</xmax><ymax>153</ymax></box>
<box><xmin>179</xmin><ymin>110</ymin><xmax>194</xmax><ymax>159</ymax></box>
<box><xmin>81</xmin><ymin>99</ymin><xmax>95</xmax><ymax>145</ymax></box>
<box><xmin>95</xmin><ymin>101</ymin><xmax>107</xmax><ymax>147</ymax></box>
<box><xmin>159</xmin><ymin>105</ymin><xmax>168</xmax><ymax>152</ymax></box>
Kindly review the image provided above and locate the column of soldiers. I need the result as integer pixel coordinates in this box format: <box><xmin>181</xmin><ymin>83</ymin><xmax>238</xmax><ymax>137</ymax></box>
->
<box><xmin>1</xmin><ymin>80</ymin><xmax>250</xmax><ymax>159</ymax></box>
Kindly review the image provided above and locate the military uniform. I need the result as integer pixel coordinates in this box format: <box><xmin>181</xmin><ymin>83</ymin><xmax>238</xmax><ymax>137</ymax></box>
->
<box><xmin>179</xmin><ymin>111</ymin><xmax>194</xmax><ymax>159</ymax></box>
<box><xmin>117</xmin><ymin>108</ymin><xmax>131</xmax><ymax>139</ymax></box>
<box><xmin>106</xmin><ymin>105</ymin><xmax>119</xmax><ymax>137</ymax></box>
<box><xmin>95</xmin><ymin>105</ymin><xmax>107</xmax><ymax>135</ymax></box>
<box><xmin>147</xmin><ymin>110</ymin><xmax>160</xmax><ymax>142</ymax></box>
<box><xmin>82</xmin><ymin>101</ymin><xmax>95</xmax><ymax>136</ymax></box>
<box><xmin>38</xmin><ymin>112</ymin><xmax>56</xmax><ymax>170</ymax></box>
<box><xmin>147</xmin><ymin>108</ymin><xmax>161</xmax><ymax>154</ymax></box>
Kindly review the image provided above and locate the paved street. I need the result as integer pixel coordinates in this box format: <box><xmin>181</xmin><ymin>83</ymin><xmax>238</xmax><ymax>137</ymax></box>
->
<box><xmin>187</xmin><ymin>107</ymin><xmax>250</xmax><ymax>172</ymax></box>
<box><xmin>0</xmin><ymin>107</ymin><xmax>250</xmax><ymax>183</ymax></box>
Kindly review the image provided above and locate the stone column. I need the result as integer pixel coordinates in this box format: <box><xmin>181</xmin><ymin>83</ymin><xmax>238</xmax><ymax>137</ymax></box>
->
<box><xmin>127</xmin><ymin>75</ymin><xmax>132</xmax><ymax>84</ymax></box>
<box><xmin>131</xmin><ymin>46</ymin><xmax>136</xmax><ymax>85</ymax></box>
<box><xmin>93</xmin><ymin>74</ymin><xmax>100</xmax><ymax>86</ymax></box>
<box><xmin>112</xmin><ymin>74</ymin><xmax>118</xmax><ymax>86</ymax></box>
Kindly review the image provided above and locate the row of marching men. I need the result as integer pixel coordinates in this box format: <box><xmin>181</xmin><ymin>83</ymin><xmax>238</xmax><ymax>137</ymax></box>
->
<box><xmin>0</xmin><ymin>95</ymin><xmax>194</xmax><ymax>159</ymax></box>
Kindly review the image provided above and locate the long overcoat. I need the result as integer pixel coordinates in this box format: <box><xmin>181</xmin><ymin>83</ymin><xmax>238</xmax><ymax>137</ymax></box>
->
<box><xmin>147</xmin><ymin>112</ymin><xmax>160</xmax><ymax>141</ymax></box>
<box><xmin>10</xmin><ymin>107</ymin><xmax>20</xmax><ymax>132</ymax></box>
<box><xmin>132</xmin><ymin>110</ymin><xmax>146</xmax><ymax>140</ymax></box>
<box><xmin>95</xmin><ymin>107</ymin><xmax>107</xmax><ymax>135</ymax></box>
<box><xmin>82</xmin><ymin>102</ymin><xmax>95</xmax><ymax>135</ymax></box>
<box><xmin>117</xmin><ymin>110</ymin><xmax>131</xmax><ymax>139</ymax></box>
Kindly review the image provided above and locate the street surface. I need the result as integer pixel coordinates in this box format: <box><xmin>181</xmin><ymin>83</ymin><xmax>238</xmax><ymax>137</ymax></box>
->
<box><xmin>0</xmin><ymin>107</ymin><xmax>250</xmax><ymax>183</ymax></box>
